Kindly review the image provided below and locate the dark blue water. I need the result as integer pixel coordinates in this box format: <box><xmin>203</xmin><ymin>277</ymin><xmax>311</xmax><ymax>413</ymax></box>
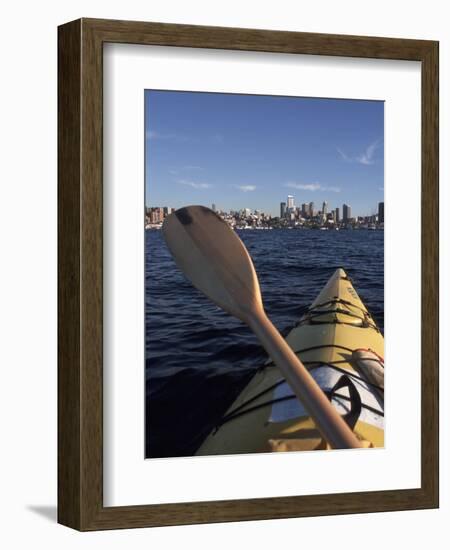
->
<box><xmin>145</xmin><ymin>229</ymin><xmax>384</xmax><ymax>458</ymax></box>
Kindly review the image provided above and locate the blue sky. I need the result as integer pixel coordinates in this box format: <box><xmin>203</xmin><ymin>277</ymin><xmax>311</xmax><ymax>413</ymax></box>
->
<box><xmin>145</xmin><ymin>90</ymin><xmax>384</xmax><ymax>217</ymax></box>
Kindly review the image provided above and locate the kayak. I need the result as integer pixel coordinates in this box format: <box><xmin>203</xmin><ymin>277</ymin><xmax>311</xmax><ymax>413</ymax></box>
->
<box><xmin>196</xmin><ymin>268</ymin><xmax>384</xmax><ymax>455</ymax></box>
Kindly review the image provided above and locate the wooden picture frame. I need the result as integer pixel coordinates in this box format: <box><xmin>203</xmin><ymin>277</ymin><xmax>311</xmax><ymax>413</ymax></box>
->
<box><xmin>58</xmin><ymin>18</ymin><xmax>439</xmax><ymax>531</ymax></box>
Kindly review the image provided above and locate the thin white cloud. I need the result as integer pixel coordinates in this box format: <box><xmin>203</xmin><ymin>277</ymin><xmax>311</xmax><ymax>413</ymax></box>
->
<box><xmin>234</xmin><ymin>185</ymin><xmax>257</xmax><ymax>192</ymax></box>
<box><xmin>177</xmin><ymin>179</ymin><xmax>212</xmax><ymax>190</ymax></box>
<box><xmin>337</xmin><ymin>140</ymin><xmax>381</xmax><ymax>165</ymax></box>
<box><xmin>336</xmin><ymin>148</ymin><xmax>351</xmax><ymax>162</ymax></box>
<box><xmin>285</xmin><ymin>182</ymin><xmax>340</xmax><ymax>193</ymax></box>
<box><xmin>286</xmin><ymin>182</ymin><xmax>321</xmax><ymax>191</ymax></box>
<box><xmin>357</xmin><ymin>141</ymin><xmax>379</xmax><ymax>165</ymax></box>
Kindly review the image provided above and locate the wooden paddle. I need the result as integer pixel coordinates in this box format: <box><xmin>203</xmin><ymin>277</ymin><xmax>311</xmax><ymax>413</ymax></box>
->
<box><xmin>162</xmin><ymin>205</ymin><xmax>362</xmax><ymax>449</ymax></box>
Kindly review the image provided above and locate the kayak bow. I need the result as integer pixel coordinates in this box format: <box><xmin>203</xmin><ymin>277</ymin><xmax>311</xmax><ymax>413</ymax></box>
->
<box><xmin>196</xmin><ymin>268</ymin><xmax>384</xmax><ymax>455</ymax></box>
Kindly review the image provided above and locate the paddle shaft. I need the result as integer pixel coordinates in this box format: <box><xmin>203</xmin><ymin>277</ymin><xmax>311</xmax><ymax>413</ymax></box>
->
<box><xmin>163</xmin><ymin>206</ymin><xmax>362</xmax><ymax>449</ymax></box>
<box><xmin>248</xmin><ymin>310</ymin><xmax>363</xmax><ymax>449</ymax></box>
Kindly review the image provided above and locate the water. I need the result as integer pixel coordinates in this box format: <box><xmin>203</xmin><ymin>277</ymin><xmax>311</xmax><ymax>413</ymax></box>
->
<box><xmin>145</xmin><ymin>228</ymin><xmax>384</xmax><ymax>458</ymax></box>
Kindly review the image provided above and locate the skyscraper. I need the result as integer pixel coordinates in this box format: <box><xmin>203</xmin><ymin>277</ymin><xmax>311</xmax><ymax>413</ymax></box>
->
<box><xmin>335</xmin><ymin>207</ymin><xmax>340</xmax><ymax>223</ymax></box>
<box><xmin>212</xmin><ymin>203</ymin><xmax>217</xmax><ymax>212</ymax></box>
<box><xmin>378</xmin><ymin>201</ymin><xmax>384</xmax><ymax>224</ymax></box>
<box><xmin>280</xmin><ymin>202</ymin><xmax>286</xmax><ymax>218</ymax></box>
<box><xmin>287</xmin><ymin>195</ymin><xmax>295</xmax><ymax>210</ymax></box>
<box><xmin>301</xmin><ymin>203</ymin><xmax>307</xmax><ymax>218</ymax></box>
<box><xmin>150</xmin><ymin>207</ymin><xmax>164</xmax><ymax>223</ymax></box>
<box><xmin>321</xmin><ymin>201</ymin><xmax>328</xmax><ymax>222</ymax></box>
<box><xmin>309</xmin><ymin>201</ymin><xmax>315</xmax><ymax>218</ymax></box>
<box><xmin>343</xmin><ymin>204</ymin><xmax>352</xmax><ymax>222</ymax></box>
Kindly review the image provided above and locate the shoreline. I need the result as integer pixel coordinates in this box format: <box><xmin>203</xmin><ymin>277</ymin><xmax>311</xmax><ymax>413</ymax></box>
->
<box><xmin>145</xmin><ymin>225</ymin><xmax>384</xmax><ymax>231</ymax></box>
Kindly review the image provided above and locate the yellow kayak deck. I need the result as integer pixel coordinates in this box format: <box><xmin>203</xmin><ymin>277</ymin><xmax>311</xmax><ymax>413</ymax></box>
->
<box><xmin>196</xmin><ymin>268</ymin><xmax>384</xmax><ymax>455</ymax></box>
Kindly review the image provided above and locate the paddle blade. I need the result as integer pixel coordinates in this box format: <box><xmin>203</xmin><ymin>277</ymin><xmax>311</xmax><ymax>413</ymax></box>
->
<box><xmin>162</xmin><ymin>206</ymin><xmax>262</xmax><ymax>323</ymax></box>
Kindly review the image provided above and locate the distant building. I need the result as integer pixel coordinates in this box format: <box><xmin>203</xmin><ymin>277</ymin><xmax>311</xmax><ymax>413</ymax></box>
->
<box><xmin>335</xmin><ymin>207</ymin><xmax>340</xmax><ymax>223</ymax></box>
<box><xmin>321</xmin><ymin>201</ymin><xmax>328</xmax><ymax>222</ymax></box>
<box><xmin>280</xmin><ymin>202</ymin><xmax>286</xmax><ymax>218</ymax></box>
<box><xmin>308</xmin><ymin>201</ymin><xmax>315</xmax><ymax>218</ymax></box>
<box><xmin>301</xmin><ymin>203</ymin><xmax>308</xmax><ymax>218</ymax></box>
<box><xmin>378</xmin><ymin>201</ymin><xmax>384</xmax><ymax>223</ymax></box>
<box><xmin>343</xmin><ymin>204</ymin><xmax>352</xmax><ymax>222</ymax></box>
<box><xmin>149</xmin><ymin>207</ymin><xmax>164</xmax><ymax>223</ymax></box>
<box><xmin>287</xmin><ymin>195</ymin><xmax>295</xmax><ymax>210</ymax></box>
<box><xmin>212</xmin><ymin>203</ymin><xmax>217</xmax><ymax>212</ymax></box>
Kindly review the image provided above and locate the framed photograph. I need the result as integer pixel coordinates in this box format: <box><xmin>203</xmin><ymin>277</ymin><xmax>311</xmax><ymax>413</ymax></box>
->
<box><xmin>58</xmin><ymin>18</ymin><xmax>439</xmax><ymax>530</ymax></box>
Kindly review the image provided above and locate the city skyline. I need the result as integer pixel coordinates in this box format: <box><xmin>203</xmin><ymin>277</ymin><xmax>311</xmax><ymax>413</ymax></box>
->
<box><xmin>146</xmin><ymin>196</ymin><xmax>384</xmax><ymax>228</ymax></box>
<box><xmin>145</xmin><ymin>91</ymin><xmax>384</xmax><ymax>217</ymax></box>
<box><xmin>146</xmin><ymin>193</ymin><xmax>383</xmax><ymax>220</ymax></box>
